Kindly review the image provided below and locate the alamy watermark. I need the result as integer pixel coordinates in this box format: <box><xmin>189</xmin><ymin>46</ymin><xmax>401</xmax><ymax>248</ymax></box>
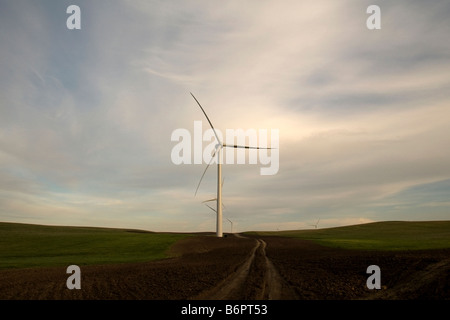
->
<box><xmin>66</xmin><ymin>265</ymin><xmax>81</xmax><ymax>289</ymax></box>
<box><xmin>171</xmin><ymin>121</ymin><xmax>279</xmax><ymax>175</ymax></box>
<box><xmin>65</xmin><ymin>5</ymin><xmax>380</xmax><ymax>31</ymax></box>
<box><xmin>366</xmin><ymin>265</ymin><xmax>381</xmax><ymax>289</ymax></box>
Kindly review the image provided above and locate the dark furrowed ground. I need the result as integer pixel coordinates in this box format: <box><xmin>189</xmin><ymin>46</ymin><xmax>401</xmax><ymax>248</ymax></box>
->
<box><xmin>261</xmin><ymin>236</ymin><xmax>450</xmax><ymax>300</ymax></box>
<box><xmin>0</xmin><ymin>236</ymin><xmax>255</xmax><ymax>300</ymax></box>
<box><xmin>0</xmin><ymin>234</ymin><xmax>449</xmax><ymax>300</ymax></box>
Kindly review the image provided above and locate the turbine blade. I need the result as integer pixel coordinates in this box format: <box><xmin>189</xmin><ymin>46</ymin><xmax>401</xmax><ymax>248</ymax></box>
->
<box><xmin>194</xmin><ymin>147</ymin><xmax>218</xmax><ymax>196</ymax></box>
<box><xmin>205</xmin><ymin>203</ymin><xmax>217</xmax><ymax>213</ymax></box>
<box><xmin>223</xmin><ymin>143</ymin><xmax>273</xmax><ymax>150</ymax></box>
<box><xmin>202</xmin><ymin>198</ymin><xmax>225</xmax><ymax>209</ymax></box>
<box><xmin>190</xmin><ymin>92</ymin><xmax>222</xmax><ymax>145</ymax></box>
<box><xmin>194</xmin><ymin>162</ymin><xmax>212</xmax><ymax>196</ymax></box>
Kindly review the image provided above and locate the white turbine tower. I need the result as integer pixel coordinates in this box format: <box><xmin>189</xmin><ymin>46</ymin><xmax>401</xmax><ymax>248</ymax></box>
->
<box><xmin>191</xmin><ymin>92</ymin><xmax>271</xmax><ymax>237</ymax></box>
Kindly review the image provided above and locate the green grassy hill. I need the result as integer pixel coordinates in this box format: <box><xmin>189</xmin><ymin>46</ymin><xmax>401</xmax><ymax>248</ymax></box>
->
<box><xmin>2</xmin><ymin>220</ymin><xmax>449</xmax><ymax>270</ymax></box>
<box><xmin>0</xmin><ymin>222</ymin><xmax>190</xmax><ymax>269</ymax></box>
<box><xmin>251</xmin><ymin>221</ymin><xmax>450</xmax><ymax>250</ymax></box>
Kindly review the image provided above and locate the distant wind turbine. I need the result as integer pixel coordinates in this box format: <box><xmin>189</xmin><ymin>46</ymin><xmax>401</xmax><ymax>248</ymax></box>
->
<box><xmin>226</xmin><ymin>218</ymin><xmax>233</xmax><ymax>234</ymax></box>
<box><xmin>310</xmin><ymin>218</ymin><xmax>320</xmax><ymax>229</ymax></box>
<box><xmin>191</xmin><ymin>92</ymin><xmax>272</xmax><ymax>237</ymax></box>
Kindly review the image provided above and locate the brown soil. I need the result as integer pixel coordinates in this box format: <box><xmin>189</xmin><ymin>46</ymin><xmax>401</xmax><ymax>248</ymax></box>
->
<box><xmin>0</xmin><ymin>234</ymin><xmax>449</xmax><ymax>300</ymax></box>
<box><xmin>260</xmin><ymin>236</ymin><xmax>450</xmax><ymax>300</ymax></box>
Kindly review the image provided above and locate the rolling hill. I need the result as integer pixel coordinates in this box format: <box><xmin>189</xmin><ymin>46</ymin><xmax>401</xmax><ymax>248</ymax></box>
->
<box><xmin>1</xmin><ymin>220</ymin><xmax>450</xmax><ymax>269</ymax></box>
<box><xmin>0</xmin><ymin>222</ymin><xmax>190</xmax><ymax>269</ymax></box>
<box><xmin>250</xmin><ymin>220</ymin><xmax>450</xmax><ymax>250</ymax></box>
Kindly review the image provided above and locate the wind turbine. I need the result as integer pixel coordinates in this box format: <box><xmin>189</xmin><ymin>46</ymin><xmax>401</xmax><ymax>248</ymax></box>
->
<box><xmin>310</xmin><ymin>218</ymin><xmax>320</xmax><ymax>229</ymax></box>
<box><xmin>203</xmin><ymin>200</ymin><xmax>233</xmax><ymax>234</ymax></box>
<box><xmin>226</xmin><ymin>218</ymin><xmax>233</xmax><ymax>234</ymax></box>
<box><xmin>191</xmin><ymin>92</ymin><xmax>271</xmax><ymax>237</ymax></box>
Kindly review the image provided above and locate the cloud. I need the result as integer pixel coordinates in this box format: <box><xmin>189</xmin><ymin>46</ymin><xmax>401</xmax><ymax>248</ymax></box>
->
<box><xmin>0</xmin><ymin>1</ymin><xmax>449</xmax><ymax>232</ymax></box>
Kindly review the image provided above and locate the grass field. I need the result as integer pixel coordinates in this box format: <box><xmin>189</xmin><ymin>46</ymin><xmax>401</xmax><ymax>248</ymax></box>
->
<box><xmin>2</xmin><ymin>220</ymin><xmax>450</xmax><ymax>270</ymax></box>
<box><xmin>0</xmin><ymin>222</ymin><xmax>190</xmax><ymax>269</ymax></box>
<box><xmin>250</xmin><ymin>221</ymin><xmax>450</xmax><ymax>250</ymax></box>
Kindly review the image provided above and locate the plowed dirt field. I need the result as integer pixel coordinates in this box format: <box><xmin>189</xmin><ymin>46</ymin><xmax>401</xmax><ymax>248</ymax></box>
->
<box><xmin>1</xmin><ymin>234</ymin><xmax>449</xmax><ymax>300</ymax></box>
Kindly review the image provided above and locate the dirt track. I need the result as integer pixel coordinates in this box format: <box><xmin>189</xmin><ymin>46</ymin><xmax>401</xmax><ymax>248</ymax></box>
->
<box><xmin>192</xmin><ymin>238</ymin><xmax>298</xmax><ymax>300</ymax></box>
<box><xmin>0</xmin><ymin>234</ymin><xmax>449</xmax><ymax>300</ymax></box>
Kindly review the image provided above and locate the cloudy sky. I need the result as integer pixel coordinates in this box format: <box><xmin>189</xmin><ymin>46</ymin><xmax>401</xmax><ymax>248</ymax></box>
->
<box><xmin>1</xmin><ymin>0</ymin><xmax>449</xmax><ymax>232</ymax></box>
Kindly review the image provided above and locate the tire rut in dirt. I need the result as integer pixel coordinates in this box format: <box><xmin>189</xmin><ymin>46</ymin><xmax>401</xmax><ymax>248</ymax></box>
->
<box><xmin>193</xmin><ymin>239</ymin><xmax>261</xmax><ymax>300</ymax></box>
<box><xmin>195</xmin><ymin>239</ymin><xmax>298</xmax><ymax>300</ymax></box>
<box><xmin>259</xmin><ymin>240</ymin><xmax>299</xmax><ymax>300</ymax></box>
